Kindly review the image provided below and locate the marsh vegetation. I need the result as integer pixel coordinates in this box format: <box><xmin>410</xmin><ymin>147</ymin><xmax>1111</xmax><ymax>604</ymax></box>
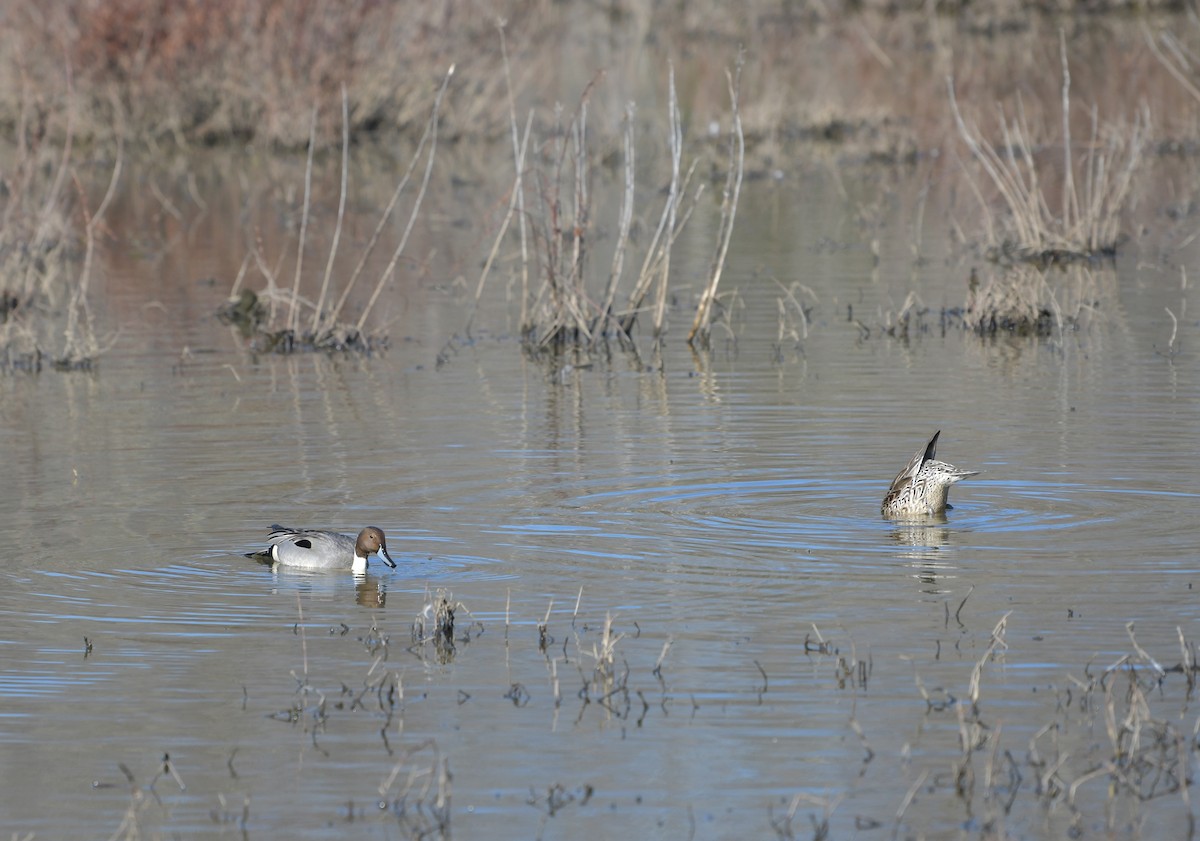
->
<box><xmin>6</xmin><ymin>0</ymin><xmax>1200</xmax><ymax>363</ymax></box>
<box><xmin>3</xmin><ymin>2</ymin><xmax>1200</xmax><ymax>839</ymax></box>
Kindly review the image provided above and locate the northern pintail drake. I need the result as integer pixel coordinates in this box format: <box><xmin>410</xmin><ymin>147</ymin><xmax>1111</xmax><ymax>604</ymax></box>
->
<box><xmin>250</xmin><ymin>525</ymin><xmax>396</xmax><ymax>573</ymax></box>
<box><xmin>882</xmin><ymin>431</ymin><xmax>979</xmax><ymax>518</ymax></box>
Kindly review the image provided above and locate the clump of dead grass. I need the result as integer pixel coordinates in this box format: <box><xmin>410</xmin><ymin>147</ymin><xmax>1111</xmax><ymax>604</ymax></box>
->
<box><xmin>412</xmin><ymin>587</ymin><xmax>483</xmax><ymax>664</ymax></box>
<box><xmin>965</xmin><ymin>263</ymin><xmax>1110</xmax><ymax>337</ymax></box>
<box><xmin>467</xmin><ymin>31</ymin><xmax>746</xmax><ymax>355</ymax></box>
<box><xmin>948</xmin><ymin>32</ymin><xmax>1148</xmax><ymax>267</ymax></box>
<box><xmin>1</xmin><ymin>63</ymin><xmax>120</xmax><ymax>372</ymax></box>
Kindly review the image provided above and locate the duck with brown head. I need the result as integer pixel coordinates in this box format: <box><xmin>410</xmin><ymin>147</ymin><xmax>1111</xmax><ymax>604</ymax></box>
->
<box><xmin>248</xmin><ymin>525</ymin><xmax>397</xmax><ymax>574</ymax></box>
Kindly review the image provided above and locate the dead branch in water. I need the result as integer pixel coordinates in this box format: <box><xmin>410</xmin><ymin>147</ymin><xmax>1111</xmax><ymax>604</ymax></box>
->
<box><xmin>689</xmin><ymin>52</ymin><xmax>745</xmax><ymax>348</ymax></box>
<box><xmin>593</xmin><ymin>101</ymin><xmax>637</xmax><ymax>341</ymax></box>
<box><xmin>472</xmin><ymin>53</ymin><xmax>749</xmax><ymax>354</ymax></box>
<box><xmin>2</xmin><ymin>47</ymin><xmax>120</xmax><ymax>371</ymax></box>
<box><xmin>222</xmin><ymin>66</ymin><xmax>454</xmax><ymax>354</ymax></box>
<box><xmin>310</xmin><ymin>84</ymin><xmax>350</xmax><ymax>334</ymax></box>
<box><xmin>621</xmin><ymin>63</ymin><xmax>686</xmax><ymax>340</ymax></box>
<box><xmin>58</xmin><ymin>137</ymin><xmax>123</xmax><ymax>369</ymax></box>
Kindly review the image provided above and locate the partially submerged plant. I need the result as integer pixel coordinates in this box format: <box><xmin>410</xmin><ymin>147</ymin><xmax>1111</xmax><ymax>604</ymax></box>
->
<box><xmin>221</xmin><ymin>68</ymin><xmax>453</xmax><ymax>355</ymax></box>
<box><xmin>965</xmin><ymin>263</ymin><xmax>1110</xmax><ymax>337</ymax></box>
<box><xmin>948</xmin><ymin>33</ymin><xmax>1147</xmax><ymax>267</ymax></box>
<box><xmin>412</xmin><ymin>587</ymin><xmax>482</xmax><ymax>664</ymax></box>
<box><xmin>469</xmin><ymin>33</ymin><xmax>746</xmax><ymax>356</ymax></box>
<box><xmin>1</xmin><ymin>65</ymin><xmax>121</xmax><ymax>373</ymax></box>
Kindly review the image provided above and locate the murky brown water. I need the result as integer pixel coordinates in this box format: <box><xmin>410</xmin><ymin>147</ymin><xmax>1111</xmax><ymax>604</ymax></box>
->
<box><xmin>2</xmin><ymin>138</ymin><xmax>1199</xmax><ymax>840</ymax></box>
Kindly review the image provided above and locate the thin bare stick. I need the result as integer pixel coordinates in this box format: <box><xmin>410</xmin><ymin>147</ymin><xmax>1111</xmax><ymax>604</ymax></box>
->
<box><xmin>653</xmin><ymin>64</ymin><xmax>681</xmax><ymax>337</ymax></box>
<box><xmin>654</xmin><ymin>637</ymin><xmax>674</xmax><ymax>673</ymax></box>
<box><xmin>312</xmin><ymin>85</ymin><xmax>349</xmax><ymax>333</ymax></box>
<box><xmin>355</xmin><ymin>65</ymin><xmax>455</xmax><ymax>334</ymax></box>
<box><xmin>571</xmin><ymin>102</ymin><xmax>589</xmax><ymax>335</ymax></box>
<box><xmin>290</xmin><ymin>106</ymin><xmax>317</xmax><ymax>334</ymax></box>
<box><xmin>229</xmin><ymin>251</ymin><xmax>253</xmax><ymax>298</ymax></box>
<box><xmin>948</xmin><ymin>79</ymin><xmax>1030</xmax><ymax>245</ymax></box>
<box><xmin>24</xmin><ymin>45</ymin><xmax>75</xmax><ymax>302</ymax></box>
<box><xmin>594</xmin><ymin>102</ymin><xmax>637</xmax><ymax>341</ymax></box>
<box><xmin>622</xmin><ymin>68</ymin><xmax>683</xmax><ymax>335</ymax></box>
<box><xmin>327</xmin><ymin>68</ymin><xmax>453</xmax><ymax>330</ymax></box>
<box><xmin>1126</xmin><ymin>621</ymin><xmax>1165</xmax><ymax>677</ymax></box>
<box><xmin>892</xmin><ymin>768</ymin><xmax>929</xmax><ymax>839</ymax></box>
<box><xmin>497</xmin><ymin>20</ymin><xmax>531</xmax><ymax>329</ymax></box>
<box><xmin>1143</xmin><ymin>24</ymin><xmax>1200</xmax><ymax>106</ymax></box>
<box><xmin>62</xmin><ymin>137</ymin><xmax>124</xmax><ymax>363</ymax></box>
<box><xmin>468</xmin><ymin>110</ymin><xmax>533</xmax><ymax>336</ymax></box>
<box><xmin>37</xmin><ymin>44</ymin><xmax>75</xmax><ymax>245</ymax></box>
<box><xmin>689</xmin><ymin>53</ymin><xmax>745</xmax><ymax>346</ymax></box>
<box><xmin>1059</xmin><ymin>29</ymin><xmax>1078</xmax><ymax>239</ymax></box>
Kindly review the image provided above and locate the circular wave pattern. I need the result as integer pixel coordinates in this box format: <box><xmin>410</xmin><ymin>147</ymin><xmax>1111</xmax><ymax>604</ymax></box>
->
<box><xmin>492</xmin><ymin>470</ymin><xmax>1198</xmax><ymax>606</ymax></box>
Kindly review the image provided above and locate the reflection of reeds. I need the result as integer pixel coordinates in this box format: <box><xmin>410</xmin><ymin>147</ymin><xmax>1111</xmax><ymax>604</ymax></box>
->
<box><xmin>379</xmin><ymin>739</ymin><xmax>453</xmax><ymax>839</ymax></box>
<box><xmin>966</xmin><ymin>263</ymin><xmax>1110</xmax><ymax>337</ymax></box>
<box><xmin>948</xmin><ymin>33</ymin><xmax>1147</xmax><ymax>265</ymax></box>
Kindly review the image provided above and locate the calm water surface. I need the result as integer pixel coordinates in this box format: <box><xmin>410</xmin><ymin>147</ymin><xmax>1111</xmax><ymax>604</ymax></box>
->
<box><xmin>1</xmin><ymin>150</ymin><xmax>1198</xmax><ymax>840</ymax></box>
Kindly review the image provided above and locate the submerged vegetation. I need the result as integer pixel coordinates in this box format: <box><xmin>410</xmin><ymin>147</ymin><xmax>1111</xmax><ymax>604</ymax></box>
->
<box><xmin>96</xmin><ymin>583</ymin><xmax>1200</xmax><ymax>839</ymax></box>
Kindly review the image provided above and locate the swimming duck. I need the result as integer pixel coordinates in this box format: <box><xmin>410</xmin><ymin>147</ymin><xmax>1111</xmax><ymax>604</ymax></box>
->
<box><xmin>249</xmin><ymin>525</ymin><xmax>396</xmax><ymax>573</ymax></box>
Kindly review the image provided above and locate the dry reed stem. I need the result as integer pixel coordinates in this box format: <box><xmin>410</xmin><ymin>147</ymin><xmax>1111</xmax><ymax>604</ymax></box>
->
<box><xmin>321</xmin><ymin>65</ymin><xmax>454</xmax><ymax>334</ymax></box>
<box><xmin>496</xmin><ymin>20</ymin><xmax>531</xmax><ymax>330</ymax></box>
<box><xmin>377</xmin><ymin>738</ymin><xmax>452</xmax><ymax>836</ymax></box>
<box><xmin>652</xmin><ymin>64</ymin><xmax>681</xmax><ymax>338</ymax></box>
<box><xmin>621</xmin><ymin>68</ymin><xmax>687</xmax><ymax>337</ymax></box>
<box><xmin>355</xmin><ymin>66</ymin><xmax>454</xmax><ymax>334</ymax></box>
<box><xmin>523</xmin><ymin>75</ymin><xmax>604</xmax><ymax>347</ymax></box>
<box><xmin>311</xmin><ymin>85</ymin><xmax>349</xmax><ymax>333</ymax></box>
<box><xmin>948</xmin><ymin>37</ymin><xmax>1146</xmax><ymax>265</ymax></box>
<box><xmin>593</xmin><ymin>101</ymin><xmax>637</xmax><ymax>341</ymax></box>
<box><xmin>773</xmin><ymin>280</ymin><xmax>816</xmax><ymax>343</ymax></box>
<box><xmin>979</xmin><ymin>610</ymin><xmax>1010</xmax><ymax>678</ymax></box>
<box><xmin>289</xmin><ymin>106</ymin><xmax>316</xmax><ymax>335</ymax></box>
<box><xmin>27</xmin><ymin>44</ymin><xmax>76</xmax><ymax>303</ymax></box>
<box><xmin>60</xmin><ymin>137</ymin><xmax>123</xmax><ymax>366</ymax></box>
<box><xmin>1126</xmin><ymin>622</ymin><xmax>1166</xmax><ymax>678</ymax></box>
<box><xmin>570</xmin><ymin>106</ymin><xmax>589</xmax><ymax>334</ymax></box>
<box><xmin>468</xmin><ymin>109</ymin><xmax>533</xmax><ymax>337</ymax></box>
<box><xmin>1143</xmin><ymin>24</ymin><xmax>1200</xmax><ymax>107</ymax></box>
<box><xmin>689</xmin><ymin>53</ymin><xmax>745</xmax><ymax>347</ymax></box>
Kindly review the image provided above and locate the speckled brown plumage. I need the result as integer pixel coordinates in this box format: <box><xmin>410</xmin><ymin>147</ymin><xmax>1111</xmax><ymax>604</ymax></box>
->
<box><xmin>882</xmin><ymin>431</ymin><xmax>979</xmax><ymax>517</ymax></box>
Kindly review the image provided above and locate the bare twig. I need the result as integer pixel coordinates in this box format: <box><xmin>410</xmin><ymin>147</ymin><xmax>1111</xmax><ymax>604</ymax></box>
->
<box><xmin>325</xmin><ymin>65</ymin><xmax>454</xmax><ymax>331</ymax></box>
<box><xmin>356</xmin><ymin>65</ymin><xmax>455</xmax><ymax>334</ymax></box>
<box><xmin>311</xmin><ymin>85</ymin><xmax>349</xmax><ymax>333</ymax></box>
<box><xmin>289</xmin><ymin>106</ymin><xmax>317</xmax><ymax>335</ymax></box>
<box><xmin>689</xmin><ymin>52</ymin><xmax>745</xmax><ymax>346</ymax></box>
